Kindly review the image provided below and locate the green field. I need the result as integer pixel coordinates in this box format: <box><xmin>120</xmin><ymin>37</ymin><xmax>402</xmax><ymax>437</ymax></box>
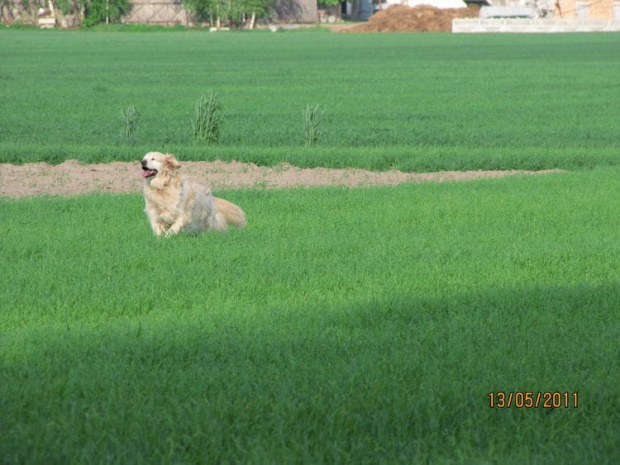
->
<box><xmin>2</xmin><ymin>168</ymin><xmax>619</xmax><ymax>463</ymax></box>
<box><xmin>1</xmin><ymin>29</ymin><xmax>619</xmax><ymax>170</ymax></box>
<box><xmin>1</xmin><ymin>29</ymin><xmax>620</xmax><ymax>463</ymax></box>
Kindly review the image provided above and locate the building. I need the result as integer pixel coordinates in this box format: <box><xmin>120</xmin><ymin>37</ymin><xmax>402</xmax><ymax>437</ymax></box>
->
<box><xmin>555</xmin><ymin>0</ymin><xmax>619</xmax><ymax>18</ymax></box>
<box><xmin>489</xmin><ymin>0</ymin><xmax>619</xmax><ymax>19</ymax></box>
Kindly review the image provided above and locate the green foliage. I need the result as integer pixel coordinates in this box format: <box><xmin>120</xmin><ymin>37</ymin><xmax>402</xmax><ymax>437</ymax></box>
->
<box><xmin>1</xmin><ymin>32</ymin><xmax>620</xmax><ymax>170</ymax></box>
<box><xmin>183</xmin><ymin>0</ymin><xmax>275</xmax><ymax>25</ymax></box>
<box><xmin>182</xmin><ymin>0</ymin><xmax>213</xmax><ymax>23</ymax></box>
<box><xmin>1</xmin><ymin>169</ymin><xmax>619</xmax><ymax>462</ymax></box>
<box><xmin>318</xmin><ymin>0</ymin><xmax>341</xmax><ymax>6</ymax></box>
<box><xmin>119</xmin><ymin>105</ymin><xmax>139</xmax><ymax>139</ymax></box>
<box><xmin>55</xmin><ymin>0</ymin><xmax>82</xmax><ymax>15</ymax></box>
<box><xmin>302</xmin><ymin>103</ymin><xmax>324</xmax><ymax>146</ymax></box>
<box><xmin>55</xmin><ymin>0</ymin><xmax>73</xmax><ymax>14</ymax></box>
<box><xmin>82</xmin><ymin>0</ymin><xmax>131</xmax><ymax>27</ymax></box>
<box><xmin>192</xmin><ymin>91</ymin><xmax>222</xmax><ymax>144</ymax></box>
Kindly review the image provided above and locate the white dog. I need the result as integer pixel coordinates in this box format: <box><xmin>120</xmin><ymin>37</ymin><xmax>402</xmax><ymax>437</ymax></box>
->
<box><xmin>141</xmin><ymin>152</ymin><xmax>246</xmax><ymax>236</ymax></box>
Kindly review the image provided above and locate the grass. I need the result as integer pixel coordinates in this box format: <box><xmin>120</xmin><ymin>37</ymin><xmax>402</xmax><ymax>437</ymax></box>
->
<box><xmin>303</xmin><ymin>104</ymin><xmax>324</xmax><ymax>146</ymax></box>
<box><xmin>119</xmin><ymin>105</ymin><xmax>139</xmax><ymax>139</ymax></box>
<box><xmin>0</xmin><ymin>30</ymin><xmax>619</xmax><ymax>170</ymax></box>
<box><xmin>1</xmin><ymin>26</ymin><xmax>618</xmax><ymax>463</ymax></box>
<box><xmin>192</xmin><ymin>92</ymin><xmax>222</xmax><ymax>144</ymax></box>
<box><xmin>1</xmin><ymin>168</ymin><xmax>619</xmax><ymax>463</ymax></box>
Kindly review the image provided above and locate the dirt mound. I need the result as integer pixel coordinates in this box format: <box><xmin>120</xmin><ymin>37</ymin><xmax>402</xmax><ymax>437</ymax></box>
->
<box><xmin>347</xmin><ymin>4</ymin><xmax>480</xmax><ymax>33</ymax></box>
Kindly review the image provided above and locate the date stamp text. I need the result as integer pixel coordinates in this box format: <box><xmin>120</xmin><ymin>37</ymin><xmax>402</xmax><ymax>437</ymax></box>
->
<box><xmin>489</xmin><ymin>391</ymin><xmax>579</xmax><ymax>409</ymax></box>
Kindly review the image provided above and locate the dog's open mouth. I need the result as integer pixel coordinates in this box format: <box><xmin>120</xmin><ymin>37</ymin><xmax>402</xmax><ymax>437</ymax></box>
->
<box><xmin>142</xmin><ymin>168</ymin><xmax>157</xmax><ymax>178</ymax></box>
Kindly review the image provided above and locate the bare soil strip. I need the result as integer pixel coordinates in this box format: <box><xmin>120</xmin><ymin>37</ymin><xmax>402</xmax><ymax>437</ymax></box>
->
<box><xmin>0</xmin><ymin>160</ymin><xmax>564</xmax><ymax>198</ymax></box>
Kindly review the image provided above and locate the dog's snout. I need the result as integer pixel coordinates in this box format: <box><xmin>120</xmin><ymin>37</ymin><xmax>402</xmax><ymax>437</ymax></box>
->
<box><xmin>141</xmin><ymin>160</ymin><xmax>148</xmax><ymax>168</ymax></box>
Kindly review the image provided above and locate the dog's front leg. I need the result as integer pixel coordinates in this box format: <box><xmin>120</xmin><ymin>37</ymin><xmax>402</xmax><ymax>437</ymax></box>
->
<box><xmin>166</xmin><ymin>216</ymin><xmax>187</xmax><ymax>236</ymax></box>
<box><xmin>148</xmin><ymin>217</ymin><xmax>167</xmax><ymax>236</ymax></box>
<box><xmin>152</xmin><ymin>223</ymin><xmax>167</xmax><ymax>236</ymax></box>
<box><xmin>146</xmin><ymin>211</ymin><xmax>166</xmax><ymax>236</ymax></box>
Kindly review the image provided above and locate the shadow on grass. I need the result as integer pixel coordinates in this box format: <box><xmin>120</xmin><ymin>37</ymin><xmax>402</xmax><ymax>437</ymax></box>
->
<box><xmin>2</xmin><ymin>284</ymin><xmax>619</xmax><ymax>463</ymax></box>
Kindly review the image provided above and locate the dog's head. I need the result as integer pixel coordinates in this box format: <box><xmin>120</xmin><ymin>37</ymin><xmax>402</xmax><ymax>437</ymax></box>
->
<box><xmin>141</xmin><ymin>152</ymin><xmax>181</xmax><ymax>188</ymax></box>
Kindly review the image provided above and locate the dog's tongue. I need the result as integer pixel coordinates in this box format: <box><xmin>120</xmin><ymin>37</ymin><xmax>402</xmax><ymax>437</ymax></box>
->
<box><xmin>142</xmin><ymin>169</ymin><xmax>156</xmax><ymax>178</ymax></box>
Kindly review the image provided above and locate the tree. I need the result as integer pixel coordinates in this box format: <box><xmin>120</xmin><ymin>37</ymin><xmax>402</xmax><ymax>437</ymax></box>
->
<box><xmin>183</xmin><ymin>0</ymin><xmax>276</xmax><ymax>26</ymax></box>
<box><xmin>54</xmin><ymin>0</ymin><xmax>129</xmax><ymax>26</ymax></box>
<box><xmin>82</xmin><ymin>0</ymin><xmax>131</xmax><ymax>26</ymax></box>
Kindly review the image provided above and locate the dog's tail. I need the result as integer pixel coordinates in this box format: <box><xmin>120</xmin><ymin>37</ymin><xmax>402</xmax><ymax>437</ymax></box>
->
<box><xmin>214</xmin><ymin>197</ymin><xmax>247</xmax><ymax>230</ymax></box>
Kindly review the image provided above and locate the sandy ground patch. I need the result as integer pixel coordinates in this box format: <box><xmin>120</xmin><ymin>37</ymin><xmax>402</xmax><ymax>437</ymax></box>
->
<box><xmin>0</xmin><ymin>160</ymin><xmax>563</xmax><ymax>198</ymax></box>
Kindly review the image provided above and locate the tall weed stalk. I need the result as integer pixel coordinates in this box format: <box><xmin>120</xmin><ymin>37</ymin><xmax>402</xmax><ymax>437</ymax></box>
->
<box><xmin>192</xmin><ymin>92</ymin><xmax>222</xmax><ymax>144</ymax></box>
<box><xmin>303</xmin><ymin>104</ymin><xmax>324</xmax><ymax>146</ymax></box>
<box><xmin>120</xmin><ymin>105</ymin><xmax>139</xmax><ymax>139</ymax></box>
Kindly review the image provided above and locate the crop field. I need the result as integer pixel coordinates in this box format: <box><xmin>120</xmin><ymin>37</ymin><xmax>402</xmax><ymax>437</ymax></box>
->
<box><xmin>1</xmin><ymin>168</ymin><xmax>619</xmax><ymax>463</ymax></box>
<box><xmin>1</xmin><ymin>28</ymin><xmax>619</xmax><ymax>463</ymax></box>
<box><xmin>0</xmin><ymin>29</ymin><xmax>619</xmax><ymax>170</ymax></box>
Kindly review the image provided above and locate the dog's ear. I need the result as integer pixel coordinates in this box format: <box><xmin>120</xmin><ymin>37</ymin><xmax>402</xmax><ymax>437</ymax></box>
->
<box><xmin>165</xmin><ymin>155</ymin><xmax>181</xmax><ymax>170</ymax></box>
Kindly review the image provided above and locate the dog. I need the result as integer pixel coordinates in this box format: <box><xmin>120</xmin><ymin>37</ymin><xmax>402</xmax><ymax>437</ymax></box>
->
<box><xmin>141</xmin><ymin>152</ymin><xmax>246</xmax><ymax>236</ymax></box>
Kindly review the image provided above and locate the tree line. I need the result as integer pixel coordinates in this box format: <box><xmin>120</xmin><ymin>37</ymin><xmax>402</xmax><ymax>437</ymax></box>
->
<box><xmin>5</xmin><ymin>0</ymin><xmax>326</xmax><ymax>28</ymax></box>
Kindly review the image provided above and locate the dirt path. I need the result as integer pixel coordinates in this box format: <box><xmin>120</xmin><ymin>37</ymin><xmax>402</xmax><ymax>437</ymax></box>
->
<box><xmin>0</xmin><ymin>160</ymin><xmax>563</xmax><ymax>198</ymax></box>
